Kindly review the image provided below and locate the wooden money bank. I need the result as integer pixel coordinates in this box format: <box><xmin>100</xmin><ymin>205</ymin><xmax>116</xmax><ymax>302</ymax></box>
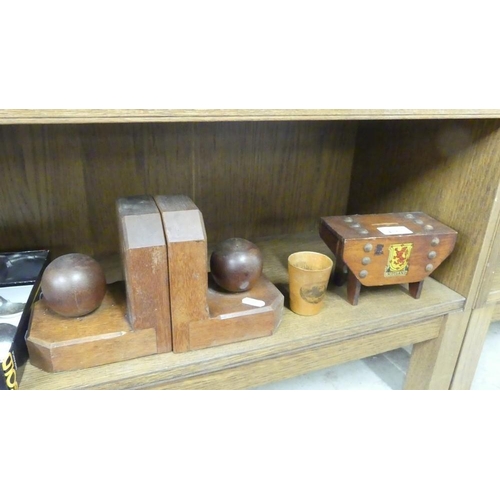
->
<box><xmin>320</xmin><ymin>212</ymin><xmax>457</xmax><ymax>305</ymax></box>
<box><xmin>27</xmin><ymin>195</ymin><xmax>284</xmax><ymax>372</ymax></box>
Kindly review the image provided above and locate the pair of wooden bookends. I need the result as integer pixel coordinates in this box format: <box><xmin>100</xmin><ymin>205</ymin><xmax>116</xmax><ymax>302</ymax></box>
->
<box><xmin>27</xmin><ymin>195</ymin><xmax>284</xmax><ymax>372</ymax></box>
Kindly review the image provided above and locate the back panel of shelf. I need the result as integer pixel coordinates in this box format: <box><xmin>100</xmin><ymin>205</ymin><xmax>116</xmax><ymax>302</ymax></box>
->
<box><xmin>0</xmin><ymin>121</ymin><xmax>356</xmax><ymax>257</ymax></box>
<box><xmin>3</xmin><ymin>117</ymin><xmax>500</xmax><ymax>307</ymax></box>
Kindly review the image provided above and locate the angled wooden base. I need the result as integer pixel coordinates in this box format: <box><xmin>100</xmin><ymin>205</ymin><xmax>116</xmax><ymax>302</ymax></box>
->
<box><xmin>26</xmin><ymin>282</ymin><xmax>158</xmax><ymax>373</ymax></box>
<box><xmin>186</xmin><ymin>274</ymin><xmax>283</xmax><ymax>351</ymax></box>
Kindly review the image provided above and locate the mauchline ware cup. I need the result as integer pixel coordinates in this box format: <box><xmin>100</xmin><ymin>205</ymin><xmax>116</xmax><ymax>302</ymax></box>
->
<box><xmin>288</xmin><ymin>251</ymin><xmax>333</xmax><ymax>315</ymax></box>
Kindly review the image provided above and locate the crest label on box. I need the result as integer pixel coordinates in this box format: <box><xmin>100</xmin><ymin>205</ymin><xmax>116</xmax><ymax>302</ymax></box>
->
<box><xmin>385</xmin><ymin>243</ymin><xmax>413</xmax><ymax>277</ymax></box>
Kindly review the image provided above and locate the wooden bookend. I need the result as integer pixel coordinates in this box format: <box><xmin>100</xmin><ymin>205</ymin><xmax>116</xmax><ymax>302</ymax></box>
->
<box><xmin>26</xmin><ymin>195</ymin><xmax>172</xmax><ymax>372</ymax></box>
<box><xmin>117</xmin><ymin>195</ymin><xmax>172</xmax><ymax>352</ymax></box>
<box><xmin>154</xmin><ymin>194</ymin><xmax>284</xmax><ymax>353</ymax></box>
<box><xmin>154</xmin><ymin>195</ymin><xmax>210</xmax><ymax>353</ymax></box>
<box><xmin>27</xmin><ymin>282</ymin><xmax>158</xmax><ymax>372</ymax></box>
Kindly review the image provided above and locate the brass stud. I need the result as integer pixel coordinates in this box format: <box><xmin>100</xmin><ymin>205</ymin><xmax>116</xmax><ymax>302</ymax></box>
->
<box><xmin>405</xmin><ymin>213</ymin><xmax>415</xmax><ymax>219</ymax></box>
<box><xmin>358</xmin><ymin>228</ymin><xmax>369</xmax><ymax>234</ymax></box>
<box><xmin>424</xmin><ymin>224</ymin><xmax>434</xmax><ymax>231</ymax></box>
<box><xmin>344</xmin><ymin>216</ymin><xmax>353</xmax><ymax>223</ymax></box>
<box><xmin>359</xmin><ymin>270</ymin><xmax>368</xmax><ymax>278</ymax></box>
<box><xmin>428</xmin><ymin>251</ymin><xmax>437</xmax><ymax>259</ymax></box>
<box><xmin>362</xmin><ymin>257</ymin><xmax>371</xmax><ymax>265</ymax></box>
<box><xmin>415</xmin><ymin>219</ymin><xmax>424</xmax><ymax>225</ymax></box>
<box><xmin>425</xmin><ymin>264</ymin><xmax>434</xmax><ymax>272</ymax></box>
<box><xmin>364</xmin><ymin>243</ymin><xmax>373</xmax><ymax>252</ymax></box>
<box><xmin>431</xmin><ymin>237</ymin><xmax>440</xmax><ymax>246</ymax></box>
<box><xmin>350</xmin><ymin>223</ymin><xmax>360</xmax><ymax>228</ymax></box>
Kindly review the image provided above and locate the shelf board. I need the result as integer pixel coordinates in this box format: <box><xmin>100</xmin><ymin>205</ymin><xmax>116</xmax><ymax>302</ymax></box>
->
<box><xmin>1</xmin><ymin>109</ymin><xmax>500</xmax><ymax>125</ymax></box>
<box><xmin>18</xmin><ymin>232</ymin><xmax>465</xmax><ymax>389</ymax></box>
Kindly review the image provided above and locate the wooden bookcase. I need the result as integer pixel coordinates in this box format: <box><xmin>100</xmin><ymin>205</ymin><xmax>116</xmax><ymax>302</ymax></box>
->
<box><xmin>1</xmin><ymin>109</ymin><xmax>499</xmax><ymax>390</ymax></box>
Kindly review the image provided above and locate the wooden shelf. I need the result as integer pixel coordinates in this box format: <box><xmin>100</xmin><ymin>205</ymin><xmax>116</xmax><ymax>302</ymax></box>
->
<box><xmin>1</xmin><ymin>109</ymin><xmax>500</xmax><ymax>124</ymax></box>
<box><xmin>3</xmin><ymin>111</ymin><xmax>494</xmax><ymax>390</ymax></box>
<box><xmin>19</xmin><ymin>232</ymin><xmax>465</xmax><ymax>390</ymax></box>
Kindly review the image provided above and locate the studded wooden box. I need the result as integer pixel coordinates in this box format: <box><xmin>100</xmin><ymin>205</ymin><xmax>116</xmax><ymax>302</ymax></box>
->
<box><xmin>319</xmin><ymin>212</ymin><xmax>458</xmax><ymax>305</ymax></box>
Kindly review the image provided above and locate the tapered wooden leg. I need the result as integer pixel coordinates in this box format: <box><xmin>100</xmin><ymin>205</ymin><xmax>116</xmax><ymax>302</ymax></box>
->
<box><xmin>404</xmin><ymin>309</ymin><xmax>471</xmax><ymax>390</ymax></box>
<box><xmin>408</xmin><ymin>280</ymin><xmax>424</xmax><ymax>299</ymax></box>
<box><xmin>347</xmin><ymin>270</ymin><xmax>361</xmax><ymax>305</ymax></box>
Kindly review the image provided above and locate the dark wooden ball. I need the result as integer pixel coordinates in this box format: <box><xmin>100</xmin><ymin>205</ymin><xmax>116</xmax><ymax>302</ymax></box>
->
<box><xmin>41</xmin><ymin>253</ymin><xmax>106</xmax><ymax>318</ymax></box>
<box><xmin>210</xmin><ymin>238</ymin><xmax>263</xmax><ymax>292</ymax></box>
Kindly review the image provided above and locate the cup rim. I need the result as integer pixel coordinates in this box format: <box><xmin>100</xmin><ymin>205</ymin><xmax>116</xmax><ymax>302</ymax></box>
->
<box><xmin>288</xmin><ymin>251</ymin><xmax>333</xmax><ymax>271</ymax></box>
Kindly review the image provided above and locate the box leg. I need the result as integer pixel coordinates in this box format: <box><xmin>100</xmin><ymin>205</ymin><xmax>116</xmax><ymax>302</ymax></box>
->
<box><xmin>408</xmin><ymin>280</ymin><xmax>424</xmax><ymax>299</ymax></box>
<box><xmin>333</xmin><ymin>260</ymin><xmax>348</xmax><ymax>286</ymax></box>
<box><xmin>347</xmin><ymin>270</ymin><xmax>361</xmax><ymax>305</ymax></box>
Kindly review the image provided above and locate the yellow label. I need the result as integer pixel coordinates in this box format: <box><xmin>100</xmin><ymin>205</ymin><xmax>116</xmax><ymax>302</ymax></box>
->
<box><xmin>385</xmin><ymin>243</ymin><xmax>413</xmax><ymax>277</ymax></box>
<box><xmin>2</xmin><ymin>352</ymin><xmax>19</xmax><ymax>390</ymax></box>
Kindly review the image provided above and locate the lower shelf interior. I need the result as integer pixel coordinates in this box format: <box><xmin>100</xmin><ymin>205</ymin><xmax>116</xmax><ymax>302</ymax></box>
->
<box><xmin>19</xmin><ymin>232</ymin><xmax>466</xmax><ymax>389</ymax></box>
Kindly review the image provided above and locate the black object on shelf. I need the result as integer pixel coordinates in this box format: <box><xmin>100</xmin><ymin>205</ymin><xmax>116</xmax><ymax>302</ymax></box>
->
<box><xmin>1</xmin><ymin>249</ymin><xmax>50</xmax><ymax>390</ymax></box>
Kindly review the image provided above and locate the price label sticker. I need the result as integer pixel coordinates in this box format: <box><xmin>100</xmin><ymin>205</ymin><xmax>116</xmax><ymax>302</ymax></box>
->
<box><xmin>377</xmin><ymin>226</ymin><xmax>413</xmax><ymax>236</ymax></box>
<box><xmin>242</xmin><ymin>297</ymin><xmax>265</xmax><ymax>308</ymax></box>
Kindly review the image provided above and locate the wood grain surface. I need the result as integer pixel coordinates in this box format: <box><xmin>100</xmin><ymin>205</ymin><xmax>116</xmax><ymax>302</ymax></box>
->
<box><xmin>0</xmin><ymin>121</ymin><xmax>355</xmax><ymax>257</ymax></box>
<box><xmin>320</xmin><ymin>212</ymin><xmax>457</xmax><ymax>287</ymax></box>
<box><xmin>3</xmin><ymin>111</ymin><xmax>495</xmax><ymax>390</ymax></box>
<box><xmin>27</xmin><ymin>282</ymin><xmax>158</xmax><ymax>372</ymax></box>
<box><xmin>404</xmin><ymin>309</ymin><xmax>471</xmax><ymax>389</ymax></box>
<box><xmin>491</xmin><ymin>302</ymin><xmax>500</xmax><ymax>322</ymax></box>
<box><xmin>155</xmin><ymin>195</ymin><xmax>209</xmax><ymax>352</ymax></box>
<box><xmin>188</xmin><ymin>274</ymin><xmax>284</xmax><ymax>350</ymax></box>
<box><xmin>480</xmin><ymin>221</ymin><xmax>500</xmax><ymax>306</ymax></box>
<box><xmin>117</xmin><ymin>195</ymin><xmax>172</xmax><ymax>352</ymax></box>
<box><xmin>1</xmin><ymin>109</ymin><xmax>500</xmax><ymax>124</ymax></box>
<box><xmin>450</xmin><ymin>304</ymin><xmax>495</xmax><ymax>390</ymax></box>
<box><xmin>147</xmin><ymin>318</ymin><xmax>445</xmax><ymax>390</ymax></box>
<box><xmin>485</xmin><ymin>258</ymin><xmax>500</xmax><ymax>305</ymax></box>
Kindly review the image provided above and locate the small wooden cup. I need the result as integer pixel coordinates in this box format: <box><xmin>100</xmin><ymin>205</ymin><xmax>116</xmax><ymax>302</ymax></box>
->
<box><xmin>288</xmin><ymin>251</ymin><xmax>333</xmax><ymax>316</ymax></box>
